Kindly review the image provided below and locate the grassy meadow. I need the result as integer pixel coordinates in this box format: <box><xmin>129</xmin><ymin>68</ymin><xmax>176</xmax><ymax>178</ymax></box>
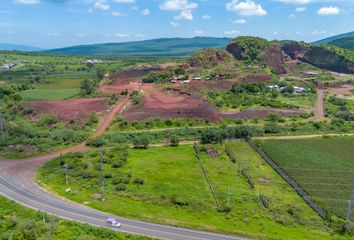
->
<box><xmin>256</xmin><ymin>136</ymin><xmax>354</xmax><ymax>218</ymax></box>
<box><xmin>37</xmin><ymin>143</ymin><xmax>354</xmax><ymax>240</ymax></box>
<box><xmin>0</xmin><ymin>196</ymin><xmax>152</xmax><ymax>240</ymax></box>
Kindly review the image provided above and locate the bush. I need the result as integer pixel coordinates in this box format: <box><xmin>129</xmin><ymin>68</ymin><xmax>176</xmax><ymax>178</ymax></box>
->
<box><xmin>115</xmin><ymin>184</ymin><xmax>126</xmax><ymax>192</ymax></box>
<box><xmin>133</xmin><ymin>135</ymin><xmax>150</xmax><ymax>148</ymax></box>
<box><xmin>86</xmin><ymin>138</ymin><xmax>106</xmax><ymax>147</ymax></box>
<box><xmin>133</xmin><ymin>178</ymin><xmax>145</xmax><ymax>185</ymax></box>
<box><xmin>169</xmin><ymin>135</ymin><xmax>180</xmax><ymax>146</ymax></box>
<box><xmin>264</xmin><ymin>123</ymin><xmax>281</xmax><ymax>134</ymax></box>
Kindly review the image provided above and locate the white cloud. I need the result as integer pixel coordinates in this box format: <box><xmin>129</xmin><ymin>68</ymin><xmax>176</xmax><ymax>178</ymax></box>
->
<box><xmin>288</xmin><ymin>13</ymin><xmax>296</xmax><ymax>19</ymax></box>
<box><xmin>278</xmin><ymin>0</ymin><xmax>314</xmax><ymax>4</ymax></box>
<box><xmin>312</xmin><ymin>30</ymin><xmax>327</xmax><ymax>35</ymax></box>
<box><xmin>136</xmin><ymin>33</ymin><xmax>146</xmax><ymax>38</ymax></box>
<box><xmin>160</xmin><ymin>0</ymin><xmax>198</xmax><ymax>21</ymax></box>
<box><xmin>296</xmin><ymin>7</ymin><xmax>307</xmax><ymax>12</ymax></box>
<box><xmin>233</xmin><ymin>19</ymin><xmax>246</xmax><ymax>24</ymax></box>
<box><xmin>76</xmin><ymin>33</ymin><xmax>86</xmax><ymax>37</ymax></box>
<box><xmin>194</xmin><ymin>30</ymin><xmax>204</xmax><ymax>35</ymax></box>
<box><xmin>94</xmin><ymin>1</ymin><xmax>110</xmax><ymax>11</ymax></box>
<box><xmin>48</xmin><ymin>32</ymin><xmax>60</xmax><ymax>37</ymax></box>
<box><xmin>202</xmin><ymin>15</ymin><xmax>211</xmax><ymax>20</ymax></box>
<box><xmin>112</xmin><ymin>11</ymin><xmax>125</xmax><ymax>16</ymax></box>
<box><xmin>273</xmin><ymin>31</ymin><xmax>279</xmax><ymax>35</ymax></box>
<box><xmin>317</xmin><ymin>6</ymin><xmax>340</xmax><ymax>15</ymax></box>
<box><xmin>170</xmin><ymin>21</ymin><xmax>181</xmax><ymax>27</ymax></box>
<box><xmin>226</xmin><ymin>0</ymin><xmax>267</xmax><ymax>16</ymax></box>
<box><xmin>14</xmin><ymin>0</ymin><xmax>39</xmax><ymax>4</ymax></box>
<box><xmin>160</xmin><ymin>0</ymin><xmax>197</xmax><ymax>11</ymax></box>
<box><xmin>113</xmin><ymin>0</ymin><xmax>134</xmax><ymax>3</ymax></box>
<box><xmin>142</xmin><ymin>9</ymin><xmax>150</xmax><ymax>16</ymax></box>
<box><xmin>224</xmin><ymin>30</ymin><xmax>241</xmax><ymax>35</ymax></box>
<box><xmin>114</xmin><ymin>33</ymin><xmax>129</xmax><ymax>38</ymax></box>
<box><xmin>175</xmin><ymin>9</ymin><xmax>193</xmax><ymax>20</ymax></box>
<box><xmin>132</xmin><ymin>6</ymin><xmax>138</xmax><ymax>11</ymax></box>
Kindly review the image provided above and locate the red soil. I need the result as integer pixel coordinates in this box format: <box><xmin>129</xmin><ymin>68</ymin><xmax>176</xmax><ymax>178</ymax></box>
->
<box><xmin>98</xmin><ymin>67</ymin><xmax>160</xmax><ymax>94</ymax></box>
<box><xmin>123</xmin><ymin>85</ymin><xmax>221</xmax><ymax>122</ymax></box>
<box><xmin>24</xmin><ymin>98</ymin><xmax>108</xmax><ymax>121</ymax></box>
<box><xmin>221</xmin><ymin>108</ymin><xmax>305</xmax><ymax>119</ymax></box>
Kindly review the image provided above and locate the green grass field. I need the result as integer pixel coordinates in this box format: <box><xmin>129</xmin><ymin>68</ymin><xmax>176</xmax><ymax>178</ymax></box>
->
<box><xmin>0</xmin><ymin>196</ymin><xmax>151</xmax><ymax>240</ymax></box>
<box><xmin>256</xmin><ymin>136</ymin><xmax>354</xmax><ymax>218</ymax></box>
<box><xmin>37</xmin><ymin>143</ymin><xmax>353</xmax><ymax>240</ymax></box>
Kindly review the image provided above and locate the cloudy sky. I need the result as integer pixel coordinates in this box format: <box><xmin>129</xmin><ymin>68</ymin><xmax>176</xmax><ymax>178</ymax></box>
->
<box><xmin>1</xmin><ymin>0</ymin><xmax>353</xmax><ymax>48</ymax></box>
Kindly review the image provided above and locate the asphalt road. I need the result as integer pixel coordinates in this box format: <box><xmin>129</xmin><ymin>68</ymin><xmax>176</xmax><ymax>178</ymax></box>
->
<box><xmin>0</xmin><ymin>174</ymin><xmax>248</xmax><ymax>240</ymax></box>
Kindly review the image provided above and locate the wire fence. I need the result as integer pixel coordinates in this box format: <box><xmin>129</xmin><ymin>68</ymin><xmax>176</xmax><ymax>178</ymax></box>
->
<box><xmin>247</xmin><ymin>140</ymin><xmax>328</xmax><ymax>220</ymax></box>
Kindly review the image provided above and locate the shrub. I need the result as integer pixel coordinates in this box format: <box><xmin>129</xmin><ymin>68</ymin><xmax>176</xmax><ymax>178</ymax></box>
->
<box><xmin>169</xmin><ymin>135</ymin><xmax>180</xmax><ymax>146</ymax></box>
<box><xmin>133</xmin><ymin>135</ymin><xmax>150</xmax><ymax>148</ymax></box>
<box><xmin>86</xmin><ymin>138</ymin><xmax>106</xmax><ymax>147</ymax></box>
<box><xmin>115</xmin><ymin>184</ymin><xmax>126</xmax><ymax>192</ymax></box>
<box><xmin>133</xmin><ymin>178</ymin><xmax>145</xmax><ymax>185</ymax></box>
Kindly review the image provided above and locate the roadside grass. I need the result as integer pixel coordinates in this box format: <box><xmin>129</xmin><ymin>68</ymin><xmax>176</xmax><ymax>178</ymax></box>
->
<box><xmin>256</xmin><ymin>136</ymin><xmax>354</xmax><ymax>218</ymax></box>
<box><xmin>21</xmin><ymin>88</ymin><xmax>80</xmax><ymax>101</ymax></box>
<box><xmin>37</xmin><ymin>143</ymin><xmax>353</xmax><ymax>240</ymax></box>
<box><xmin>0</xmin><ymin>196</ymin><xmax>152</xmax><ymax>240</ymax></box>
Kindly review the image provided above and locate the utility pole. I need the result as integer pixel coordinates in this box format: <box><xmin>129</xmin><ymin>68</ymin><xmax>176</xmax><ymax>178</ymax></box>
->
<box><xmin>64</xmin><ymin>164</ymin><xmax>69</xmax><ymax>187</ymax></box>
<box><xmin>347</xmin><ymin>182</ymin><xmax>354</xmax><ymax>220</ymax></box>
<box><xmin>100</xmin><ymin>148</ymin><xmax>105</xmax><ymax>201</ymax></box>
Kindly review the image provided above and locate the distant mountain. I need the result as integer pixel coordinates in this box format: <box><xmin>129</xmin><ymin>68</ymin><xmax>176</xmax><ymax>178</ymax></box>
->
<box><xmin>0</xmin><ymin>43</ymin><xmax>43</xmax><ymax>52</ymax></box>
<box><xmin>314</xmin><ymin>31</ymin><xmax>354</xmax><ymax>44</ymax></box>
<box><xmin>313</xmin><ymin>31</ymin><xmax>354</xmax><ymax>51</ymax></box>
<box><xmin>45</xmin><ymin>37</ymin><xmax>232</xmax><ymax>57</ymax></box>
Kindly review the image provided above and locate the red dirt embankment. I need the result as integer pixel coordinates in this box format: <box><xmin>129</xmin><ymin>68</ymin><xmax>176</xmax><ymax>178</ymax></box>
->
<box><xmin>123</xmin><ymin>85</ymin><xmax>221</xmax><ymax>122</ymax></box>
<box><xmin>98</xmin><ymin>67</ymin><xmax>160</xmax><ymax>94</ymax></box>
<box><xmin>24</xmin><ymin>98</ymin><xmax>108</xmax><ymax>121</ymax></box>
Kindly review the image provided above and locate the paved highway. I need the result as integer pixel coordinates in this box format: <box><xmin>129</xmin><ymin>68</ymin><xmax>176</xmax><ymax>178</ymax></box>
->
<box><xmin>0</xmin><ymin>173</ymin><xmax>248</xmax><ymax>240</ymax></box>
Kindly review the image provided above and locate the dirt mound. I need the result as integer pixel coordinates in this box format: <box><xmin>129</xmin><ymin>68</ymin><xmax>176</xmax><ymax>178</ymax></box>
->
<box><xmin>239</xmin><ymin>73</ymin><xmax>272</xmax><ymax>84</ymax></box>
<box><xmin>222</xmin><ymin>108</ymin><xmax>305</xmax><ymax>119</ymax></box>
<box><xmin>263</xmin><ymin>45</ymin><xmax>286</xmax><ymax>74</ymax></box>
<box><xmin>24</xmin><ymin>98</ymin><xmax>108</xmax><ymax>121</ymax></box>
<box><xmin>98</xmin><ymin>66</ymin><xmax>160</xmax><ymax>94</ymax></box>
<box><xmin>123</xmin><ymin>85</ymin><xmax>221</xmax><ymax>122</ymax></box>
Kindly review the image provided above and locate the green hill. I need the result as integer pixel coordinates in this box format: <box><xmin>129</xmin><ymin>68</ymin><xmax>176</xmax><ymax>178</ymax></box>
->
<box><xmin>327</xmin><ymin>37</ymin><xmax>354</xmax><ymax>51</ymax></box>
<box><xmin>46</xmin><ymin>37</ymin><xmax>231</xmax><ymax>57</ymax></box>
<box><xmin>0</xmin><ymin>43</ymin><xmax>43</xmax><ymax>51</ymax></box>
<box><xmin>314</xmin><ymin>31</ymin><xmax>354</xmax><ymax>44</ymax></box>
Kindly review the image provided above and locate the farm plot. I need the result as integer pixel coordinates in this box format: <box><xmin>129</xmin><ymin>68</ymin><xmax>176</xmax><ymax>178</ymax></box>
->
<box><xmin>256</xmin><ymin>136</ymin><xmax>354</xmax><ymax>218</ymax></box>
<box><xmin>37</xmin><ymin>144</ymin><xmax>344</xmax><ymax>240</ymax></box>
<box><xmin>123</xmin><ymin>85</ymin><xmax>221</xmax><ymax>122</ymax></box>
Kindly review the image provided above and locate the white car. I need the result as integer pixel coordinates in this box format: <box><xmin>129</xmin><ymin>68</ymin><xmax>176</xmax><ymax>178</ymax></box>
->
<box><xmin>106</xmin><ymin>217</ymin><xmax>122</xmax><ymax>228</ymax></box>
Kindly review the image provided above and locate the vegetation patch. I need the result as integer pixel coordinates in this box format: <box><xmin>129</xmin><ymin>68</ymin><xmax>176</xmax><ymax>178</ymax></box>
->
<box><xmin>256</xmin><ymin>136</ymin><xmax>354</xmax><ymax>219</ymax></box>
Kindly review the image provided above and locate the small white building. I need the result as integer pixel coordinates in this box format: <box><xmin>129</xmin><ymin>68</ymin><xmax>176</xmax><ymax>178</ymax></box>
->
<box><xmin>293</xmin><ymin>86</ymin><xmax>305</xmax><ymax>94</ymax></box>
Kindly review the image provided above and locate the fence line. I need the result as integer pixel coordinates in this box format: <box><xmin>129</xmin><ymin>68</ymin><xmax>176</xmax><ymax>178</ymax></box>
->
<box><xmin>193</xmin><ymin>143</ymin><xmax>220</xmax><ymax>208</ymax></box>
<box><xmin>225</xmin><ymin>147</ymin><xmax>236</xmax><ymax>163</ymax></box>
<box><xmin>247</xmin><ymin>140</ymin><xmax>327</xmax><ymax>220</ymax></box>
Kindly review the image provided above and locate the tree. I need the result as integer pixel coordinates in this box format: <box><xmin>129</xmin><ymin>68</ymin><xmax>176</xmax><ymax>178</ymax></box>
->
<box><xmin>96</xmin><ymin>69</ymin><xmax>105</xmax><ymax>80</ymax></box>
<box><xmin>133</xmin><ymin>135</ymin><xmax>150</xmax><ymax>148</ymax></box>
<box><xmin>169</xmin><ymin>135</ymin><xmax>180</xmax><ymax>146</ymax></box>
<box><xmin>80</xmin><ymin>79</ymin><xmax>95</xmax><ymax>96</ymax></box>
<box><xmin>267</xmin><ymin>112</ymin><xmax>281</xmax><ymax>122</ymax></box>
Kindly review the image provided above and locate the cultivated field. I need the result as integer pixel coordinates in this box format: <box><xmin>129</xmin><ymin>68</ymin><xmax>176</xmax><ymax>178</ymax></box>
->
<box><xmin>36</xmin><ymin>143</ymin><xmax>351</xmax><ymax>240</ymax></box>
<box><xmin>256</xmin><ymin>136</ymin><xmax>354</xmax><ymax>218</ymax></box>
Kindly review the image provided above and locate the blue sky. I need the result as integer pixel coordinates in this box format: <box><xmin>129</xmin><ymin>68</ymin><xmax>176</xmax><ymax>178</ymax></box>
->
<box><xmin>0</xmin><ymin>0</ymin><xmax>353</xmax><ymax>49</ymax></box>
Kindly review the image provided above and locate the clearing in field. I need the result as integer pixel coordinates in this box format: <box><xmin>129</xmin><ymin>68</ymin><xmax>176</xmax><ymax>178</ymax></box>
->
<box><xmin>24</xmin><ymin>98</ymin><xmax>109</xmax><ymax>121</ymax></box>
<box><xmin>37</xmin><ymin>143</ymin><xmax>348</xmax><ymax>240</ymax></box>
<box><xmin>256</xmin><ymin>136</ymin><xmax>354</xmax><ymax>218</ymax></box>
<box><xmin>123</xmin><ymin>85</ymin><xmax>222</xmax><ymax>122</ymax></box>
